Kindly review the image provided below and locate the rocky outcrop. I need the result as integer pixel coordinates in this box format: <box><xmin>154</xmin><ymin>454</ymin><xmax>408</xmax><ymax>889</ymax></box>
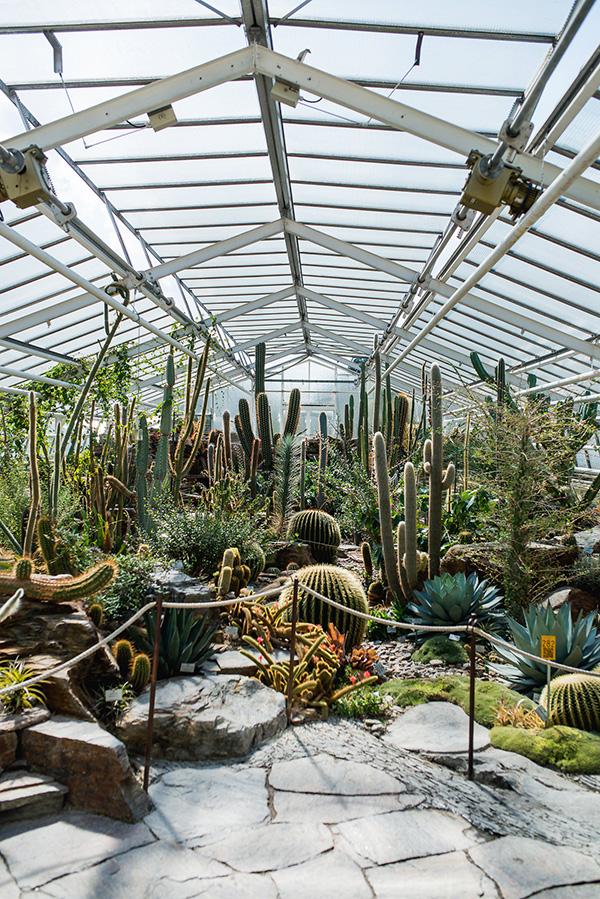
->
<box><xmin>22</xmin><ymin>715</ymin><xmax>149</xmax><ymax>822</ymax></box>
<box><xmin>115</xmin><ymin>674</ymin><xmax>286</xmax><ymax>761</ymax></box>
<box><xmin>441</xmin><ymin>541</ymin><xmax>578</xmax><ymax>584</ymax></box>
<box><xmin>0</xmin><ymin>708</ymin><xmax>50</xmax><ymax>772</ymax></box>
<box><xmin>0</xmin><ymin>600</ymin><xmax>118</xmax><ymax>718</ymax></box>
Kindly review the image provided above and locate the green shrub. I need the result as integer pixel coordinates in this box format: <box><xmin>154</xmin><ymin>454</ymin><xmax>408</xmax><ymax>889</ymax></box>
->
<box><xmin>490</xmin><ymin>725</ymin><xmax>600</xmax><ymax>774</ymax></box>
<box><xmin>412</xmin><ymin>636</ymin><xmax>469</xmax><ymax>666</ymax></box>
<box><xmin>333</xmin><ymin>686</ymin><xmax>392</xmax><ymax>719</ymax></box>
<box><xmin>97</xmin><ymin>553</ymin><xmax>155</xmax><ymax>622</ymax></box>
<box><xmin>152</xmin><ymin>506</ymin><xmax>262</xmax><ymax>577</ymax></box>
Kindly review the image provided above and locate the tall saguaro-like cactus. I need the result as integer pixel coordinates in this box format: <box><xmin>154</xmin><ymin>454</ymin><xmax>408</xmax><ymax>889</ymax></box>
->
<box><xmin>153</xmin><ymin>351</ymin><xmax>175</xmax><ymax>490</ymax></box>
<box><xmin>423</xmin><ymin>364</ymin><xmax>455</xmax><ymax>579</ymax></box>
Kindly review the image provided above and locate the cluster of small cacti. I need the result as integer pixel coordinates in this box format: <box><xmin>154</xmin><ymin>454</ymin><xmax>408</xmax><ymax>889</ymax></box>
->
<box><xmin>541</xmin><ymin>671</ymin><xmax>600</xmax><ymax>732</ymax></box>
<box><xmin>0</xmin><ymin>558</ymin><xmax>117</xmax><ymax>604</ymax></box>
<box><xmin>287</xmin><ymin>509</ymin><xmax>341</xmax><ymax>563</ymax></box>
<box><xmin>280</xmin><ymin>563</ymin><xmax>369</xmax><ymax>650</ymax></box>
<box><xmin>215</xmin><ymin>547</ymin><xmax>251</xmax><ymax>597</ymax></box>
<box><xmin>111</xmin><ymin>639</ymin><xmax>151</xmax><ymax>693</ymax></box>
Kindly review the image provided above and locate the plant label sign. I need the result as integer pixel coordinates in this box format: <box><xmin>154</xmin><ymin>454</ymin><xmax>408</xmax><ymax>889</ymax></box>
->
<box><xmin>540</xmin><ymin>635</ymin><xmax>557</xmax><ymax>661</ymax></box>
<box><xmin>105</xmin><ymin>688</ymin><xmax>122</xmax><ymax>702</ymax></box>
<box><xmin>180</xmin><ymin>662</ymin><xmax>196</xmax><ymax>674</ymax></box>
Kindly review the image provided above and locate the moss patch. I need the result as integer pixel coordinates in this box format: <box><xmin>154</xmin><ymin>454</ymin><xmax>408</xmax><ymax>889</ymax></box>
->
<box><xmin>412</xmin><ymin>636</ymin><xmax>468</xmax><ymax>666</ymax></box>
<box><xmin>491</xmin><ymin>725</ymin><xmax>600</xmax><ymax>774</ymax></box>
<box><xmin>382</xmin><ymin>675</ymin><xmax>534</xmax><ymax>728</ymax></box>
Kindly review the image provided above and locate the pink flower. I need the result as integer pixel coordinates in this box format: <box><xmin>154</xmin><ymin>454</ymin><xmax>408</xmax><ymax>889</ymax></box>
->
<box><xmin>349</xmin><ymin>675</ymin><xmax>357</xmax><ymax>684</ymax></box>
<box><xmin>257</xmin><ymin>636</ymin><xmax>264</xmax><ymax>644</ymax></box>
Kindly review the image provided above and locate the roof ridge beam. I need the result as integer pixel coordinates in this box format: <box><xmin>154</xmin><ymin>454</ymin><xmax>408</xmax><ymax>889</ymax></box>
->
<box><xmin>203</xmin><ymin>285</ymin><xmax>297</xmax><ymax>325</ymax></box>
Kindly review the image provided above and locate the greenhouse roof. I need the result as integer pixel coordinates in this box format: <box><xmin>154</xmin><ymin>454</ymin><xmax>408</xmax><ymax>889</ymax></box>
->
<box><xmin>0</xmin><ymin>0</ymin><xmax>599</xmax><ymax>411</ymax></box>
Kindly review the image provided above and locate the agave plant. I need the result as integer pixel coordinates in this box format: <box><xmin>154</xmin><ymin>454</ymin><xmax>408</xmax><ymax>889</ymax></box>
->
<box><xmin>406</xmin><ymin>572</ymin><xmax>505</xmax><ymax>641</ymax></box>
<box><xmin>488</xmin><ymin>602</ymin><xmax>600</xmax><ymax>695</ymax></box>
<box><xmin>141</xmin><ymin>606</ymin><xmax>217</xmax><ymax>679</ymax></box>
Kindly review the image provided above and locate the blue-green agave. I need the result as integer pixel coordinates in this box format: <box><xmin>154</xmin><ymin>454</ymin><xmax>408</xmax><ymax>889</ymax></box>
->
<box><xmin>406</xmin><ymin>572</ymin><xmax>505</xmax><ymax>641</ymax></box>
<box><xmin>489</xmin><ymin>602</ymin><xmax>600</xmax><ymax>694</ymax></box>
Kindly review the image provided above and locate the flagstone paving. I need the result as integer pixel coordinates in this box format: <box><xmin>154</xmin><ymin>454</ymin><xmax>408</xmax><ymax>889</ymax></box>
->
<box><xmin>2</xmin><ymin>713</ymin><xmax>600</xmax><ymax>898</ymax></box>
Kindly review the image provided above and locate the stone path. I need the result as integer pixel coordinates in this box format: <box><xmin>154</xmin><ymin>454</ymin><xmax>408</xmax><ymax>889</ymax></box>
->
<box><xmin>1</xmin><ymin>714</ymin><xmax>600</xmax><ymax>897</ymax></box>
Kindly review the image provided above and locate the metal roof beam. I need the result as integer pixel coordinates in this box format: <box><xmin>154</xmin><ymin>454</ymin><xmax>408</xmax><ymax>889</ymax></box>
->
<box><xmin>231</xmin><ymin>321</ymin><xmax>304</xmax><ymax>353</ymax></box>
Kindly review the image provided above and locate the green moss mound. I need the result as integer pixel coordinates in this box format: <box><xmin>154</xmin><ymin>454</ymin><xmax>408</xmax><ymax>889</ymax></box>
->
<box><xmin>491</xmin><ymin>725</ymin><xmax>600</xmax><ymax>774</ymax></box>
<box><xmin>382</xmin><ymin>675</ymin><xmax>534</xmax><ymax>728</ymax></box>
<box><xmin>412</xmin><ymin>636</ymin><xmax>469</xmax><ymax>666</ymax></box>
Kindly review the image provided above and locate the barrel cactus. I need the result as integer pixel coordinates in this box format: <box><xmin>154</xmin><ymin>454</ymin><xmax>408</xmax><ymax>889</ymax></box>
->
<box><xmin>407</xmin><ymin>572</ymin><xmax>504</xmax><ymax>641</ymax></box>
<box><xmin>489</xmin><ymin>603</ymin><xmax>600</xmax><ymax>694</ymax></box>
<box><xmin>129</xmin><ymin>652</ymin><xmax>151</xmax><ymax>693</ymax></box>
<box><xmin>541</xmin><ymin>672</ymin><xmax>600</xmax><ymax>731</ymax></box>
<box><xmin>281</xmin><ymin>564</ymin><xmax>368</xmax><ymax>649</ymax></box>
<box><xmin>287</xmin><ymin>509</ymin><xmax>341</xmax><ymax>563</ymax></box>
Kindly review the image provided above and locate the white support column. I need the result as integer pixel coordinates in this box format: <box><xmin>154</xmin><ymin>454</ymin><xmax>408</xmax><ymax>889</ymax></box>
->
<box><xmin>0</xmin><ymin>365</ymin><xmax>82</xmax><ymax>391</ymax></box>
<box><xmin>5</xmin><ymin>47</ymin><xmax>254</xmax><ymax>151</ymax></box>
<box><xmin>254</xmin><ymin>46</ymin><xmax>600</xmax><ymax>212</ymax></box>
<box><xmin>144</xmin><ymin>220</ymin><xmax>284</xmax><ymax>280</ymax></box>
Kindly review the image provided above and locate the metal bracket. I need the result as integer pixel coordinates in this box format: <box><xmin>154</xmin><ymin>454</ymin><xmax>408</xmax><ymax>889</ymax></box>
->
<box><xmin>46</xmin><ymin>199</ymin><xmax>77</xmax><ymax>226</ymax></box>
<box><xmin>499</xmin><ymin>117</ymin><xmax>534</xmax><ymax>152</ymax></box>
<box><xmin>451</xmin><ymin>204</ymin><xmax>476</xmax><ymax>231</ymax></box>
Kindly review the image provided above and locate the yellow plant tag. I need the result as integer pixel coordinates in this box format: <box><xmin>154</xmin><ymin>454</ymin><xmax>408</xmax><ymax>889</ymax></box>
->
<box><xmin>540</xmin><ymin>635</ymin><xmax>557</xmax><ymax>661</ymax></box>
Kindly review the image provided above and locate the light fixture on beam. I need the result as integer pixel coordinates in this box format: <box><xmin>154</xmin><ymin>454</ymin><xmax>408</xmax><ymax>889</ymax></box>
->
<box><xmin>148</xmin><ymin>104</ymin><xmax>178</xmax><ymax>132</ymax></box>
<box><xmin>270</xmin><ymin>80</ymin><xmax>299</xmax><ymax>108</ymax></box>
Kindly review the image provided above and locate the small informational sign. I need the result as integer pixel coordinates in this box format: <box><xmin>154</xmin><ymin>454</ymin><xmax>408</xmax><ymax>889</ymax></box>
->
<box><xmin>540</xmin><ymin>635</ymin><xmax>557</xmax><ymax>661</ymax></box>
<box><xmin>180</xmin><ymin>662</ymin><xmax>196</xmax><ymax>674</ymax></box>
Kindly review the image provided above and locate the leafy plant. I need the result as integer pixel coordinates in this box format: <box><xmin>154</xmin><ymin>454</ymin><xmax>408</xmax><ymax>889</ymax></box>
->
<box><xmin>333</xmin><ymin>686</ymin><xmax>393</xmax><ymax>719</ymax></box>
<box><xmin>406</xmin><ymin>572</ymin><xmax>505</xmax><ymax>640</ymax></box>
<box><xmin>140</xmin><ymin>606</ymin><xmax>217</xmax><ymax>679</ymax></box>
<box><xmin>489</xmin><ymin>603</ymin><xmax>600</xmax><ymax>694</ymax></box>
<box><xmin>366</xmin><ymin>605</ymin><xmax>394</xmax><ymax>641</ymax></box>
<box><xmin>96</xmin><ymin>553</ymin><xmax>155</xmax><ymax>622</ymax></box>
<box><xmin>0</xmin><ymin>660</ymin><xmax>46</xmax><ymax>714</ymax></box>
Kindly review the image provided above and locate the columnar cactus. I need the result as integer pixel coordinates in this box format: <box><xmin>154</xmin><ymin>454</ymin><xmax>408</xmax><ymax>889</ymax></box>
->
<box><xmin>222</xmin><ymin>410</ymin><xmax>233</xmax><ymax>469</ymax></box>
<box><xmin>172</xmin><ymin>340</ymin><xmax>211</xmax><ymax>498</ymax></box>
<box><xmin>423</xmin><ymin>364</ymin><xmax>455</xmax><ymax>579</ymax></box>
<box><xmin>153</xmin><ymin>352</ymin><xmax>175</xmax><ymax>489</ymax></box>
<box><xmin>113</xmin><ymin>639</ymin><xmax>135</xmax><ymax>679</ymax></box>
<box><xmin>361</xmin><ymin>542</ymin><xmax>373</xmax><ymax>579</ymax></box>
<box><xmin>129</xmin><ymin>652</ymin><xmax>151</xmax><ymax>693</ymax></box>
<box><xmin>373</xmin><ymin>350</ymin><xmax>381</xmax><ymax>432</ymax></box>
<box><xmin>283</xmin><ymin>388</ymin><xmax>301</xmax><ymax>438</ymax></box>
<box><xmin>135</xmin><ymin>414</ymin><xmax>151</xmax><ymax>532</ymax></box>
<box><xmin>373</xmin><ymin>431</ymin><xmax>402</xmax><ymax>603</ymax></box>
<box><xmin>237</xmin><ymin>398</ymin><xmax>255</xmax><ymax>458</ymax></box>
<box><xmin>317</xmin><ymin>412</ymin><xmax>328</xmax><ymax>507</ymax></box>
<box><xmin>358</xmin><ymin>364</ymin><xmax>369</xmax><ymax>473</ymax></box>
<box><xmin>255</xmin><ymin>342</ymin><xmax>266</xmax><ymax>397</ymax></box>
<box><xmin>287</xmin><ymin>509</ymin><xmax>341</xmax><ymax>563</ymax></box>
<box><xmin>299</xmin><ymin>438</ymin><xmax>307</xmax><ymax>510</ymax></box>
<box><xmin>256</xmin><ymin>392</ymin><xmax>274</xmax><ymax>470</ymax></box>
<box><xmin>280</xmin><ymin>564</ymin><xmax>369</xmax><ymax>650</ymax></box>
<box><xmin>23</xmin><ymin>392</ymin><xmax>40</xmax><ymax>558</ymax></box>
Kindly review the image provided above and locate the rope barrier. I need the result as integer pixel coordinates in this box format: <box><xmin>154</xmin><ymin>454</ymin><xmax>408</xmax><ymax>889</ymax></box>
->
<box><xmin>2</xmin><ymin>576</ymin><xmax>600</xmax><ymax>698</ymax></box>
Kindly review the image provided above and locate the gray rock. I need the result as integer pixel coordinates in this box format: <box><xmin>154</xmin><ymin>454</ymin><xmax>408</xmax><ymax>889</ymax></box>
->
<box><xmin>116</xmin><ymin>674</ymin><xmax>286</xmax><ymax>761</ymax></box>
<box><xmin>545</xmin><ymin>588</ymin><xmax>571</xmax><ymax>610</ymax></box>
<box><xmin>366</xmin><ymin>850</ymin><xmax>498</xmax><ymax>898</ymax></box>
<box><xmin>0</xmin><ymin>857</ymin><xmax>18</xmax><ymax>899</ymax></box>
<box><xmin>269</xmin><ymin>753</ymin><xmax>406</xmax><ymax>795</ymax></box>
<box><xmin>0</xmin><ymin>811</ymin><xmax>154</xmax><ymax>889</ymax></box>
<box><xmin>533</xmin><ymin>889</ymin><xmax>600</xmax><ymax>899</ymax></box>
<box><xmin>146</xmin><ymin>766</ymin><xmax>269</xmax><ymax>845</ymax></box>
<box><xmin>468</xmin><ymin>836</ymin><xmax>600</xmax><ymax>899</ymax></box>
<box><xmin>198</xmin><ymin>821</ymin><xmax>333</xmax><ymax>872</ymax></box>
<box><xmin>191</xmin><ymin>873</ymin><xmax>279</xmax><ymax>899</ymax></box>
<box><xmin>337</xmin><ymin>808</ymin><xmax>479</xmax><ymax>866</ymax></box>
<box><xmin>22</xmin><ymin>715</ymin><xmax>149</xmax><ymax>822</ymax></box>
<box><xmin>172</xmin><ymin>582</ymin><xmax>213</xmax><ymax>602</ymax></box>
<box><xmin>272</xmin><ymin>849</ymin><xmax>372</xmax><ymax>899</ymax></box>
<box><xmin>385</xmin><ymin>702</ymin><xmax>490</xmax><ymax>754</ymax></box>
<box><xmin>215</xmin><ymin>650</ymin><xmax>257</xmax><ymax>676</ymax></box>
<box><xmin>0</xmin><ymin>771</ymin><xmax>67</xmax><ymax>823</ymax></box>
<box><xmin>273</xmin><ymin>789</ymin><xmax>421</xmax><ymax>824</ymax></box>
<box><xmin>35</xmin><ymin>840</ymin><xmax>229</xmax><ymax>898</ymax></box>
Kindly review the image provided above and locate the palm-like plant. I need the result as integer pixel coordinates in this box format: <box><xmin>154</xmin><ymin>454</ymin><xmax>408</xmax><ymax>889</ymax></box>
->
<box><xmin>141</xmin><ymin>607</ymin><xmax>217</xmax><ymax>679</ymax></box>
<box><xmin>489</xmin><ymin>602</ymin><xmax>600</xmax><ymax>694</ymax></box>
<box><xmin>406</xmin><ymin>572</ymin><xmax>505</xmax><ymax>640</ymax></box>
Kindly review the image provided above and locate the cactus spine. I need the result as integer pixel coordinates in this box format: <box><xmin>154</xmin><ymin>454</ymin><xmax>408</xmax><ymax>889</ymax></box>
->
<box><xmin>283</xmin><ymin>388</ymin><xmax>301</xmax><ymax>438</ymax></box>
<box><xmin>423</xmin><ymin>365</ymin><xmax>455</xmax><ymax>579</ymax></box>
<box><xmin>280</xmin><ymin>564</ymin><xmax>368</xmax><ymax>650</ymax></box>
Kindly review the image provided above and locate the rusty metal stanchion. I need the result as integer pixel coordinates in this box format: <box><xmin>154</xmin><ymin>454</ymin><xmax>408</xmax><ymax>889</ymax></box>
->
<box><xmin>467</xmin><ymin>614</ymin><xmax>477</xmax><ymax>781</ymax></box>
<box><xmin>143</xmin><ymin>590</ymin><xmax>164</xmax><ymax>792</ymax></box>
<box><xmin>286</xmin><ymin>577</ymin><xmax>299</xmax><ymax>724</ymax></box>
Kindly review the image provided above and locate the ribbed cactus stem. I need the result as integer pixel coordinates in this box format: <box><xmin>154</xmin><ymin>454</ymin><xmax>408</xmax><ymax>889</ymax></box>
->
<box><xmin>154</xmin><ymin>352</ymin><xmax>174</xmax><ymax>488</ymax></box>
<box><xmin>385</xmin><ymin>370</ymin><xmax>392</xmax><ymax>448</ymax></box>
<box><xmin>317</xmin><ymin>412</ymin><xmax>328</xmax><ymax>507</ymax></box>
<box><xmin>348</xmin><ymin>394</ymin><xmax>354</xmax><ymax>438</ymax></box>
<box><xmin>135</xmin><ymin>414</ymin><xmax>150</xmax><ymax>532</ymax></box>
<box><xmin>463</xmin><ymin>412</ymin><xmax>471</xmax><ymax>491</ymax></box>
<box><xmin>373</xmin><ymin>350</ymin><xmax>381</xmax><ymax>432</ymax></box>
<box><xmin>113</xmin><ymin>639</ymin><xmax>134</xmax><ymax>679</ymax></box>
<box><xmin>238</xmin><ymin>398</ymin><xmax>255</xmax><ymax>456</ymax></box>
<box><xmin>299</xmin><ymin>438</ymin><xmax>306</xmax><ymax>510</ymax></box>
<box><xmin>249</xmin><ymin>437</ymin><xmax>260</xmax><ymax>497</ymax></box>
<box><xmin>283</xmin><ymin>388</ymin><xmax>301</xmax><ymax>437</ymax></box>
<box><xmin>402</xmin><ymin>461</ymin><xmax>418</xmax><ymax>590</ymax></box>
<box><xmin>222</xmin><ymin>410</ymin><xmax>232</xmax><ymax>469</ymax></box>
<box><xmin>23</xmin><ymin>392</ymin><xmax>40</xmax><ymax>559</ymax></box>
<box><xmin>423</xmin><ymin>364</ymin><xmax>455</xmax><ymax>579</ymax></box>
<box><xmin>0</xmin><ymin>560</ymin><xmax>117</xmax><ymax>604</ymax></box>
<box><xmin>373</xmin><ymin>431</ymin><xmax>403</xmax><ymax>603</ymax></box>
<box><xmin>255</xmin><ymin>342</ymin><xmax>266</xmax><ymax>397</ymax></box>
<box><xmin>129</xmin><ymin>653</ymin><xmax>151</xmax><ymax>693</ymax></box>
<box><xmin>360</xmin><ymin>542</ymin><xmax>373</xmax><ymax>579</ymax></box>
<box><xmin>256</xmin><ymin>392</ymin><xmax>273</xmax><ymax>470</ymax></box>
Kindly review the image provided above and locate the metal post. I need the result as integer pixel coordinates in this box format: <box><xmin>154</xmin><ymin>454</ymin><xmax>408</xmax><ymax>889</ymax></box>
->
<box><xmin>545</xmin><ymin>663</ymin><xmax>552</xmax><ymax>729</ymax></box>
<box><xmin>143</xmin><ymin>590</ymin><xmax>164</xmax><ymax>792</ymax></box>
<box><xmin>467</xmin><ymin>615</ymin><xmax>477</xmax><ymax>781</ymax></box>
<box><xmin>286</xmin><ymin>577</ymin><xmax>299</xmax><ymax>724</ymax></box>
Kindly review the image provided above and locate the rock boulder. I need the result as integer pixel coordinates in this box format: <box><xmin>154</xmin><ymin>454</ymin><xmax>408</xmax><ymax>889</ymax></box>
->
<box><xmin>115</xmin><ymin>674</ymin><xmax>286</xmax><ymax>761</ymax></box>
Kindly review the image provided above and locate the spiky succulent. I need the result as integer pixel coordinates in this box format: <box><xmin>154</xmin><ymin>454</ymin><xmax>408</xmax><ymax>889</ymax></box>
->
<box><xmin>141</xmin><ymin>606</ymin><xmax>217</xmax><ymax>679</ymax></box>
<box><xmin>541</xmin><ymin>671</ymin><xmax>600</xmax><ymax>731</ymax></box>
<box><xmin>489</xmin><ymin>603</ymin><xmax>600</xmax><ymax>694</ymax></box>
<box><xmin>407</xmin><ymin>572</ymin><xmax>505</xmax><ymax>641</ymax></box>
